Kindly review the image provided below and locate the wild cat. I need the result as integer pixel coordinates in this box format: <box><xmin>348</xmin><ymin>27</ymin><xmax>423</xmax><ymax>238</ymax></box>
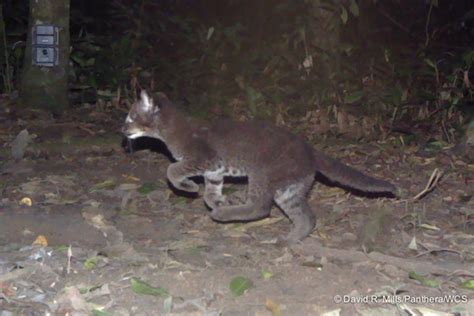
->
<box><xmin>123</xmin><ymin>91</ymin><xmax>397</xmax><ymax>243</ymax></box>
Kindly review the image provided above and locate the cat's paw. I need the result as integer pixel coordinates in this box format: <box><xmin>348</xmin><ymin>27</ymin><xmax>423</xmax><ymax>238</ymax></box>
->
<box><xmin>172</xmin><ymin>179</ymin><xmax>199</xmax><ymax>193</ymax></box>
<box><xmin>209</xmin><ymin>208</ymin><xmax>232</xmax><ymax>222</ymax></box>
<box><xmin>204</xmin><ymin>196</ymin><xmax>226</xmax><ymax>209</ymax></box>
<box><xmin>226</xmin><ymin>194</ymin><xmax>245</xmax><ymax>206</ymax></box>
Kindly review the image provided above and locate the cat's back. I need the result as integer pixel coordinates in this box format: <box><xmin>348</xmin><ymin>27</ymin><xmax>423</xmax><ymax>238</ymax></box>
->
<box><xmin>206</xmin><ymin>119</ymin><xmax>314</xmax><ymax>172</ymax></box>
<box><xmin>208</xmin><ymin>119</ymin><xmax>300</xmax><ymax>147</ymax></box>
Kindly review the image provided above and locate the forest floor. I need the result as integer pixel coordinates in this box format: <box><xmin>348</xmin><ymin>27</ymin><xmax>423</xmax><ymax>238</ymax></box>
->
<box><xmin>0</xmin><ymin>97</ymin><xmax>473</xmax><ymax>316</ymax></box>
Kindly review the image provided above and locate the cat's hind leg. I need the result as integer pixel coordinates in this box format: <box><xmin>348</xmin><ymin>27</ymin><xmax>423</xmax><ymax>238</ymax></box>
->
<box><xmin>274</xmin><ymin>176</ymin><xmax>315</xmax><ymax>243</ymax></box>
<box><xmin>210</xmin><ymin>177</ymin><xmax>272</xmax><ymax>222</ymax></box>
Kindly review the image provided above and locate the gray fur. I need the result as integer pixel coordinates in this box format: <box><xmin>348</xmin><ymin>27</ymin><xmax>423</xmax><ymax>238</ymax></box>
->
<box><xmin>123</xmin><ymin>91</ymin><xmax>397</xmax><ymax>243</ymax></box>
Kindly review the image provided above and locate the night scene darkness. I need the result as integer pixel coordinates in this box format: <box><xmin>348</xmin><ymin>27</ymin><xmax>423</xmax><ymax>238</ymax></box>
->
<box><xmin>0</xmin><ymin>1</ymin><xmax>473</xmax><ymax>315</ymax></box>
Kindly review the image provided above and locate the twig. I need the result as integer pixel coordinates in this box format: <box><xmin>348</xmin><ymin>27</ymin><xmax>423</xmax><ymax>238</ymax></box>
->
<box><xmin>414</xmin><ymin>248</ymin><xmax>463</xmax><ymax>259</ymax></box>
<box><xmin>441</xmin><ymin>119</ymin><xmax>451</xmax><ymax>143</ymax></box>
<box><xmin>424</xmin><ymin>0</ymin><xmax>435</xmax><ymax>48</ymax></box>
<box><xmin>376</xmin><ymin>7</ymin><xmax>412</xmax><ymax>36</ymax></box>
<box><xmin>77</xmin><ymin>124</ymin><xmax>95</xmax><ymax>136</ymax></box>
<box><xmin>295</xmin><ymin>239</ymin><xmax>474</xmax><ymax>276</ymax></box>
<box><xmin>412</xmin><ymin>168</ymin><xmax>442</xmax><ymax>201</ymax></box>
<box><xmin>0</xmin><ymin>5</ymin><xmax>12</xmax><ymax>93</ymax></box>
<box><xmin>66</xmin><ymin>245</ymin><xmax>72</xmax><ymax>274</ymax></box>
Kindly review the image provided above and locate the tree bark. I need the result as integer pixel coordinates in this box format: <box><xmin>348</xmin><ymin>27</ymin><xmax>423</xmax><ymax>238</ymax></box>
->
<box><xmin>20</xmin><ymin>0</ymin><xmax>70</xmax><ymax>114</ymax></box>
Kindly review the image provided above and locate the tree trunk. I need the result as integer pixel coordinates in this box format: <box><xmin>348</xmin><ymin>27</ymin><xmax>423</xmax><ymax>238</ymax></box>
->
<box><xmin>20</xmin><ymin>0</ymin><xmax>70</xmax><ymax>114</ymax></box>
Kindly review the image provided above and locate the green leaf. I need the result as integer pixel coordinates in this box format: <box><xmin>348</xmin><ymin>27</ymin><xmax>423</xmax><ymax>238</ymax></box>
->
<box><xmin>409</xmin><ymin>271</ymin><xmax>441</xmax><ymax>288</ymax></box>
<box><xmin>344</xmin><ymin>90</ymin><xmax>364</xmax><ymax>104</ymax></box>
<box><xmin>70</xmin><ymin>54</ymin><xmax>95</xmax><ymax>67</ymax></box>
<box><xmin>261</xmin><ymin>270</ymin><xmax>273</xmax><ymax>280</ymax></box>
<box><xmin>172</xmin><ymin>196</ymin><xmax>189</xmax><ymax>204</ymax></box>
<box><xmin>349</xmin><ymin>0</ymin><xmax>359</xmax><ymax>17</ymax></box>
<box><xmin>425</xmin><ymin>139</ymin><xmax>447</xmax><ymax>152</ymax></box>
<box><xmin>206</xmin><ymin>26</ymin><xmax>215</xmax><ymax>41</ymax></box>
<box><xmin>340</xmin><ymin>6</ymin><xmax>348</xmax><ymax>25</ymax></box>
<box><xmin>92</xmin><ymin>309</ymin><xmax>113</xmax><ymax>316</ymax></box>
<box><xmin>70</xmin><ymin>54</ymin><xmax>86</xmax><ymax>67</ymax></box>
<box><xmin>424</xmin><ymin>58</ymin><xmax>437</xmax><ymax>69</ymax></box>
<box><xmin>230</xmin><ymin>276</ymin><xmax>253</xmax><ymax>296</ymax></box>
<box><xmin>460</xmin><ymin>279</ymin><xmax>474</xmax><ymax>290</ymax></box>
<box><xmin>245</xmin><ymin>86</ymin><xmax>263</xmax><ymax>117</ymax></box>
<box><xmin>163</xmin><ymin>296</ymin><xmax>173</xmax><ymax>313</ymax></box>
<box><xmin>384</xmin><ymin>48</ymin><xmax>391</xmax><ymax>62</ymax></box>
<box><xmin>84</xmin><ymin>256</ymin><xmax>99</xmax><ymax>270</ymax></box>
<box><xmin>54</xmin><ymin>245</ymin><xmax>69</xmax><ymax>252</ymax></box>
<box><xmin>462</xmin><ymin>50</ymin><xmax>474</xmax><ymax>68</ymax></box>
<box><xmin>131</xmin><ymin>277</ymin><xmax>170</xmax><ymax>298</ymax></box>
<box><xmin>137</xmin><ymin>182</ymin><xmax>158</xmax><ymax>195</ymax></box>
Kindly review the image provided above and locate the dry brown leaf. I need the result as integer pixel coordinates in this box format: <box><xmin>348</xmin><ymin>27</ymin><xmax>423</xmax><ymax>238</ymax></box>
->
<box><xmin>19</xmin><ymin>197</ymin><xmax>32</xmax><ymax>206</ymax></box>
<box><xmin>265</xmin><ymin>298</ymin><xmax>281</xmax><ymax>316</ymax></box>
<box><xmin>32</xmin><ymin>235</ymin><xmax>48</xmax><ymax>247</ymax></box>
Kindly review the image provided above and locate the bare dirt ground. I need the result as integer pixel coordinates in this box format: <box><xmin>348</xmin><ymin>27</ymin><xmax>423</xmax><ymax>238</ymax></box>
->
<box><xmin>1</xmin><ymin>101</ymin><xmax>473</xmax><ymax>316</ymax></box>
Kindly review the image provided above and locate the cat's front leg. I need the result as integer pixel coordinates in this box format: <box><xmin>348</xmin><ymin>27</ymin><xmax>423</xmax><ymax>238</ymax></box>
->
<box><xmin>204</xmin><ymin>177</ymin><xmax>226</xmax><ymax>209</ymax></box>
<box><xmin>166</xmin><ymin>161</ymin><xmax>200</xmax><ymax>193</ymax></box>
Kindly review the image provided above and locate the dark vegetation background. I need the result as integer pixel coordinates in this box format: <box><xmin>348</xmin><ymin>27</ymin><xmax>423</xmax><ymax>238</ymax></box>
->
<box><xmin>1</xmin><ymin>0</ymin><xmax>473</xmax><ymax>143</ymax></box>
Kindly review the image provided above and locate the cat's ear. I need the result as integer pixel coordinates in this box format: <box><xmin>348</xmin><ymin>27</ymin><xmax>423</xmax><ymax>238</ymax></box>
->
<box><xmin>155</xmin><ymin>92</ymin><xmax>172</xmax><ymax>108</ymax></box>
<box><xmin>140</xmin><ymin>90</ymin><xmax>154</xmax><ymax>112</ymax></box>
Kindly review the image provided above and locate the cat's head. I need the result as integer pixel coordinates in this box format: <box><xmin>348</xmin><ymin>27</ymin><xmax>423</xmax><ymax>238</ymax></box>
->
<box><xmin>122</xmin><ymin>90</ymin><xmax>170</xmax><ymax>140</ymax></box>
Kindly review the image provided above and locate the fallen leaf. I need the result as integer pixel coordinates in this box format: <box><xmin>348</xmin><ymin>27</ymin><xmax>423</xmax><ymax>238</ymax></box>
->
<box><xmin>163</xmin><ymin>296</ymin><xmax>173</xmax><ymax>313</ymax></box>
<box><xmin>137</xmin><ymin>182</ymin><xmax>158</xmax><ymax>195</ymax></box>
<box><xmin>344</xmin><ymin>90</ymin><xmax>364</xmax><ymax>104</ymax></box>
<box><xmin>84</xmin><ymin>256</ymin><xmax>100</xmax><ymax>270</ymax></box>
<box><xmin>265</xmin><ymin>299</ymin><xmax>281</xmax><ymax>316</ymax></box>
<box><xmin>261</xmin><ymin>270</ymin><xmax>273</xmax><ymax>280</ymax></box>
<box><xmin>92</xmin><ymin>309</ymin><xmax>114</xmax><ymax>316</ymax></box>
<box><xmin>420</xmin><ymin>223</ymin><xmax>440</xmax><ymax>231</ymax></box>
<box><xmin>229</xmin><ymin>276</ymin><xmax>252</xmax><ymax>296</ymax></box>
<box><xmin>19</xmin><ymin>197</ymin><xmax>32</xmax><ymax>206</ymax></box>
<box><xmin>56</xmin><ymin>286</ymin><xmax>89</xmax><ymax>314</ymax></box>
<box><xmin>116</xmin><ymin>183</ymin><xmax>141</xmax><ymax>191</ymax></box>
<box><xmin>460</xmin><ymin>279</ymin><xmax>474</xmax><ymax>290</ymax></box>
<box><xmin>90</xmin><ymin>179</ymin><xmax>116</xmax><ymax>192</ymax></box>
<box><xmin>32</xmin><ymin>235</ymin><xmax>48</xmax><ymax>247</ymax></box>
<box><xmin>122</xmin><ymin>174</ymin><xmax>140</xmax><ymax>182</ymax></box>
<box><xmin>0</xmin><ymin>282</ymin><xmax>16</xmax><ymax>297</ymax></box>
<box><xmin>131</xmin><ymin>277</ymin><xmax>170</xmax><ymax>298</ymax></box>
<box><xmin>408</xmin><ymin>271</ymin><xmax>441</xmax><ymax>288</ymax></box>
<box><xmin>408</xmin><ymin>236</ymin><xmax>417</xmax><ymax>250</ymax></box>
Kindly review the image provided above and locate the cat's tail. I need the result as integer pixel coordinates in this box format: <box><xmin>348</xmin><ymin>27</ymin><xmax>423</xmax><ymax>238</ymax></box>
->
<box><xmin>313</xmin><ymin>150</ymin><xmax>397</xmax><ymax>194</ymax></box>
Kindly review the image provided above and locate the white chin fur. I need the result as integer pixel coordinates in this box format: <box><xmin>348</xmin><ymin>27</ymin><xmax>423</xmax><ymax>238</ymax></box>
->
<box><xmin>127</xmin><ymin>131</ymin><xmax>146</xmax><ymax>139</ymax></box>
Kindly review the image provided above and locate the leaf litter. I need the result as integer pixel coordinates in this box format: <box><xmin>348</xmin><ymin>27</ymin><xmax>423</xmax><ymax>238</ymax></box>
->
<box><xmin>0</xmin><ymin>100</ymin><xmax>472</xmax><ymax>315</ymax></box>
